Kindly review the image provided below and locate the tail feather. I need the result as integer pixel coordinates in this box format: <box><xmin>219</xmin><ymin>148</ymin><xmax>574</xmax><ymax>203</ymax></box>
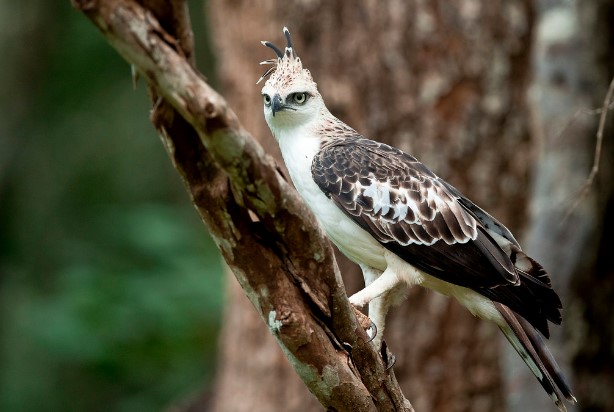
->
<box><xmin>512</xmin><ymin>250</ymin><xmax>563</xmax><ymax>326</ymax></box>
<box><xmin>495</xmin><ymin>303</ymin><xmax>576</xmax><ymax>411</ymax></box>
<box><xmin>515</xmin><ymin>314</ymin><xmax>577</xmax><ymax>403</ymax></box>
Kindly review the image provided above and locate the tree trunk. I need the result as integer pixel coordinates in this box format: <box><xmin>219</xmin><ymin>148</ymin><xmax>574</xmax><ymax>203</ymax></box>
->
<box><xmin>522</xmin><ymin>1</ymin><xmax>614</xmax><ymax>411</ymax></box>
<box><xmin>208</xmin><ymin>1</ymin><xmax>535</xmax><ymax>411</ymax></box>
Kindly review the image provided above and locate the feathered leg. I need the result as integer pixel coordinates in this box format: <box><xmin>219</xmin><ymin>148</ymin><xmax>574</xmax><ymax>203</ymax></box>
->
<box><xmin>352</xmin><ymin>264</ymin><xmax>406</xmax><ymax>348</ymax></box>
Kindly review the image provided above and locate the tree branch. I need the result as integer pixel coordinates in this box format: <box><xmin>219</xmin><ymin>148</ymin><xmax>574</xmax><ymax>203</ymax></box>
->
<box><xmin>562</xmin><ymin>76</ymin><xmax>614</xmax><ymax>223</ymax></box>
<box><xmin>71</xmin><ymin>0</ymin><xmax>413</xmax><ymax>410</ymax></box>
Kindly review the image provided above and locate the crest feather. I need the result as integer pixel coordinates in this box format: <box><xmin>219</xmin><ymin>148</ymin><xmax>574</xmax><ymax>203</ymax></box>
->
<box><xmin>257</xmin><ymin>27</ymin><xmax>307</xmax><ymax>85</ymax></box>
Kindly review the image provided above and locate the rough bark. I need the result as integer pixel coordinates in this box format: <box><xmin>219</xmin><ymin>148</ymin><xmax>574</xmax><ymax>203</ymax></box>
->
<box><xmin>523</xmin><ymin>2</ymin><xmax>614</xmax><ymax>411</ymax></box>
<box><xmin>71</xmin><ymin>0</ymin><xmax>412</xmax><ymax>411</ymax></box>
<box><xmin>209</xmin><ymin>1</ymin><xmax>535</xmax><ymax>412</ymax></box>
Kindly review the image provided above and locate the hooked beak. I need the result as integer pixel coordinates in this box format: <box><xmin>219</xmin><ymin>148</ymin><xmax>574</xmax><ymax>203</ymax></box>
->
<box><xmin>271</xmin><ymin>94</ymin><xmax>295</xmax><ymax>116</ymax></box>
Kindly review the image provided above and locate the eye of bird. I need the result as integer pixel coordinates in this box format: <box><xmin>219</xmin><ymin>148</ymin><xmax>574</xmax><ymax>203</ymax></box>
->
<box><xmin>263</xmin><ymin>94</ymin><xmax>271</xmax><ymax>106</ymax></box>
<box><xmin>292</xmin><ymin>92</ymin><xmax>307</xmax><ymax>104</ymax></box>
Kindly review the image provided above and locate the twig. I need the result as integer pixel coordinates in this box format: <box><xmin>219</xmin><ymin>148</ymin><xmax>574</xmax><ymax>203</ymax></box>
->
<box><xmin>562</xmin><ymin>76</ymin><xmax>614</xmax><ymax>222</ymax></box>
<box><xmin>554</xmin><ymin>99</ymin><xmax>614</xmax><ymax>141</ymax></box>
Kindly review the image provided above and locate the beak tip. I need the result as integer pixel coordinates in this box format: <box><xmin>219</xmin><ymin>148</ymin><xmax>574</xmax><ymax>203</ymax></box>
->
<box><xmin>272</xmin><ymin>94</ymin><xmax>284</xmax><ymax>117</ymax></box>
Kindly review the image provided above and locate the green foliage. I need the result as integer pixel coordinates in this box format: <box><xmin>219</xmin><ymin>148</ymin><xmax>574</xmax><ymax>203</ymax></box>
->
<box><xmin>0</xmin><ymin>1</ymin><xmax>223</xmax><ymax>411</ymax></box>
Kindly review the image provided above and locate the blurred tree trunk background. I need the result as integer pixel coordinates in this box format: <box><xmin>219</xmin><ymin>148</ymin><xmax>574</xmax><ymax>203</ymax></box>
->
<box><xmin>523</xmin><ymin>1</ymin><xmax>614</xmax><ymax>411</ymax></box>
<box><xmin>206</xmin><ymin>1</ymin><xmax>534</xmax><ymax>411</ymax></box>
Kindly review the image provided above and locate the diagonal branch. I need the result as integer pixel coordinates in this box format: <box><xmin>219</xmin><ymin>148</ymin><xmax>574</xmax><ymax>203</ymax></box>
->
<box><xmin>71</xmin><ymin>0</ymin><xmax>413</xmax><ymax>410</ymax></box>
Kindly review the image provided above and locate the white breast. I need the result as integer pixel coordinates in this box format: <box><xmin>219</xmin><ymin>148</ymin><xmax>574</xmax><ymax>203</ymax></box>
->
<box><xmin>277</xmin><ymin>130</ymin><xmax>387</xmax><ymax>270</ymax></box>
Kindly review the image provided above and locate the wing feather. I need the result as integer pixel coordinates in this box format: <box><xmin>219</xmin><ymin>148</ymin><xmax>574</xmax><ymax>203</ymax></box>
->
<box><xmin>312</xmin><ymin>137</ymin><xmax>562</xmax><ymax>336</ymax></box>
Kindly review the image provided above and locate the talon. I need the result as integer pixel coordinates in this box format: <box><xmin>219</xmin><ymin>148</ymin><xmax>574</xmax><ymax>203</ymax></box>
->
<box><xmin>380</xmin><ymin>341</ymin><xmax>396</xmax><ymax>371</ymax></box>
<box><xmin>352</xmin><ymin>306</ymin><xmax>377</xmax><ymax>341</ymax></box>
<box><xmin>365</xmin><ymin>321</ymin><xmax>378</xmax><ymax>343</ymax></box>
<box><xmin>385</xmin><ymin>353</ymin><xmax>396</xmax><ymax>371</ymax></box>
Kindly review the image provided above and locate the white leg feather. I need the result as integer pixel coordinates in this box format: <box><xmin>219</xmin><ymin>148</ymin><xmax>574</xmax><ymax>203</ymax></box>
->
<box><xmin>350</xmin><ymin>260</ymin><xmax>407</xmax><ymax>347</ymax></box>
<box><xmin>349</xmin><ymin>265</ymin><xmax>400</xmax><ymax>308</ymax></box>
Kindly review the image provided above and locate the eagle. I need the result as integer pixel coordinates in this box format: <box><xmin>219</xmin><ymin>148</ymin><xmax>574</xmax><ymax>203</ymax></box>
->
<box><xmin>259</xmin><ymin>27</ymin><xmax>575</xmax><ymax>411</ymax></box>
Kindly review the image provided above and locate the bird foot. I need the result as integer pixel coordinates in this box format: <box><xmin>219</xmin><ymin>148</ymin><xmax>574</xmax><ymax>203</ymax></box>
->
<box><xmin>352</xmin><ymin>306</ymin><xmax>377</xmax><ymax>342</ymax></box>
<box><xmin>350</xmin><ymin>306</ymin><xmax>395</xmax><ymax>370</ymax></box>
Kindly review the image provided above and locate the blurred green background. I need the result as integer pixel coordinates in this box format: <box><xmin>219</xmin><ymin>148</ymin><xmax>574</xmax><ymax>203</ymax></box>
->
<box><xmin>0</xmin><ymin>1</ymin><xmax>224</xmax><ymax>411</ymax></box>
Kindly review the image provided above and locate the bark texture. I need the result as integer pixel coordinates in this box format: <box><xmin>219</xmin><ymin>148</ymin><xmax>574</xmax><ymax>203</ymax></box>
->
<box><xmin>209</xmin><ymin>1</ymin><xmax>535</xmax><ymax>411</ymax></box>
<box><xmin>72</xmin><ymin>0</ymin><xmax>412</xmax><ymax>411</ymax></box>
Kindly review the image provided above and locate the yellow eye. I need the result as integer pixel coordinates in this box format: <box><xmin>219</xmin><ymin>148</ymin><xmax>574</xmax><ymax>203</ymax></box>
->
<box><xmin>263</xmin><ymin>94</ymin><xmax>271</xmax><ymax>106</ymax></box>
<box><xmin>293</xmin><ymin>93</ymin><xmax>307</xmax><ymax>104</ymax></box>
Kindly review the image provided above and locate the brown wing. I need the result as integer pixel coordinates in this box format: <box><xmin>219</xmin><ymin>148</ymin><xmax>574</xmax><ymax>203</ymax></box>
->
<box><xmin>312</xmin><ymin>137</ymin><xmax>562</xmax><ymax>337</ymax></box>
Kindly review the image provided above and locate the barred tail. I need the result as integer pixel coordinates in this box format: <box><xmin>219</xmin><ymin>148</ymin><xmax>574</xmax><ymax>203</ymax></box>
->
<box><xmin>495</xmin><ymin>303</ymin><xmax>576</xmax><ymax>411</ymax></box>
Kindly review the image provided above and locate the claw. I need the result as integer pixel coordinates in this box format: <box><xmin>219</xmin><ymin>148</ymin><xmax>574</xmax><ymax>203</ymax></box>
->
<box><xmin>365</xmin><ymin>321</ymin><xmax>378</xmax><ymax>343</ymax></box>
<box><xmin>381</xmin><ymin>341</ymin><xmax>396</xmax><ymax>371</ymax></box>
<box><xmin>352</xmin><ymin>306</ymin><xmax>378</xmax><ymax>342</ymax></box>
<box><xmin>385</xmin><ymin>353</ymin><xmax>397</xmax><ymax>371</ymax></box>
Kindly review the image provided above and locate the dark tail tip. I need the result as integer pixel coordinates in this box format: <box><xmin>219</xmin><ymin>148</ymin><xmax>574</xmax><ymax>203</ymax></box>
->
<box><xmin>495</xmin><ymin>303</ymin><xmax>576</xmax><ymax>410</ymax></box>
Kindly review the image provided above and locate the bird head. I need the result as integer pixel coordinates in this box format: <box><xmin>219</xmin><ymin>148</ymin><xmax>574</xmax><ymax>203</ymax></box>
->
<box><xmin>259</xmin><ymin>28</ymin><xmax>325</xmax><ymax>133</ymax></box>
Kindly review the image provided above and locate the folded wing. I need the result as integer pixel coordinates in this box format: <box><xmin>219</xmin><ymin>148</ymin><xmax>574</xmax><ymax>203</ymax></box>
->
<box><xmin>312</xmin><ymin>137</ymin><xmax>562</xmax><ymax>337</ymax></box>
